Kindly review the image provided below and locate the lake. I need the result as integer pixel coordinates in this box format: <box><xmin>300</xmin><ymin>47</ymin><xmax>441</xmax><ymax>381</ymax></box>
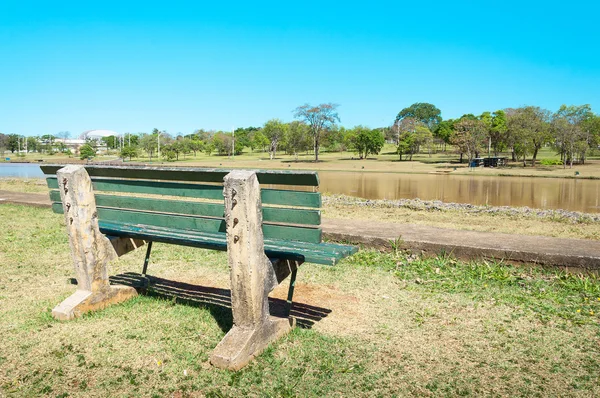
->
<box><xmin>1</xmin><ymin>163</ymin><xmax>598</xmax><ymax>213</ymax></box>
<box><xmin>318</xmin><ymin>171</ymin><xmax>600</xmax><ymax>213</ymax></box>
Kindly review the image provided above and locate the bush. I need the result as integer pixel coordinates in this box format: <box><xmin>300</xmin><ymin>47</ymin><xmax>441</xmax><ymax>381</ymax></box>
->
<box><xmin>79</xmin><ymin>144</ymin><xmax>96</xmax><ymax>160</ymax></box>
<box><xmin>540</xmin><ymin>158</ymin><xmax>563</xmax><ymax>166</ymax></box>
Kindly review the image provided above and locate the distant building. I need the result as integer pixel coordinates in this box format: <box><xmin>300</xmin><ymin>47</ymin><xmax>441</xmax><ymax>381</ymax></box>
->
<box><xmin>79</xmin><ymin>129</ymin><xmax>121</xmax><ymax>140</ymax></box>
<box><xmin>54</xmin><ymin>138</ymin><xmax>87</xmax><ymax>154</ymax></box>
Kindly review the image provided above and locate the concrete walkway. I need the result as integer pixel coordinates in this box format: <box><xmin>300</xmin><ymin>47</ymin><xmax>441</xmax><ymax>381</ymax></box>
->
<box><xmin>2</xmin><ymin>190</ymin><xmax>598</xmax><ymax>271</ymax></box>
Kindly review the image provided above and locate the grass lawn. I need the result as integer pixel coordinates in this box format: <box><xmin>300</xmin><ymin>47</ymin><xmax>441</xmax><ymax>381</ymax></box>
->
<box><xmin>1</xmin><ymin>204</ymin><xmax>599</xmax><ymax>397</ymax></box>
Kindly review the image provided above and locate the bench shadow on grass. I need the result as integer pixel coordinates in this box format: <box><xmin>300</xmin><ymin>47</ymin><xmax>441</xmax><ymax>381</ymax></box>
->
<box><xmin>108</xmin><ymin>272</ymin><xmax>331</xmax><ymax>333</ymax></box>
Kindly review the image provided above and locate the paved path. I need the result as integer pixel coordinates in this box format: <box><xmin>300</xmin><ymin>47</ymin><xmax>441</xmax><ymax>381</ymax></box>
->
<box><xmin>2</xmin><ymin>190</ymin><xmax>598</xmax><ymax>271</ymax></box>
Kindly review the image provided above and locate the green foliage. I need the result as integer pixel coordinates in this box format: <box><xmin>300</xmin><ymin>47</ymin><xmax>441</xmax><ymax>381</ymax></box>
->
<box><xmin>294</xmin><ymin>103</ymin><xmax>340</xmax><ymax>161</ymax></box>
<box><xmin>552</xmin><ymin>104</ymin><xmax>598</xmax><ymax>167</ymax></box>
<box><xmin>347</xmin><ymin>126</ymin><xmax>385</xmax><ymax>159</ymax></box>
<box><xmin>251</xmin><ymin>131</ymin><xmax>269</xmax><ymax>152</ymax></box>
<box><xmin>451</xmin><ymin>118</ymin><xmax>487</xmax><ymax>161</ymax></box>
<box><xmin>139</xmin><ymin>133</ymin><xmax>158</xmax><ymax>160</ymax></box>
<box><xmin>262</xmin><ymin>119</ymin><xmax>287</xmax><ymax>160</ymax></box>
<box><xmin>434</xmin><ymin>120</ymin><xmax>453</xmax><ymax>144</ymax></box>
<box><xmin>79</xmin><ymin>144</ymin><xmax>96</xmax><ymax>160</ymax></box>
<box><xmin>395</xmin><ymin>102</ymin><xmax>442</xmax><ymax>131</ymax></box>
<box><xmin>161</xmin><ymin>149</ymin><xmax>176</xmax><ymax>161</ymax></box>
<box><xmin>7</xmin><ymin>134</ymin><xmax>20</xmax><ymax>153</ymax></box>
<box><xmin>120</xmin><ymin>145</ymin><xmax>139</xmax><ymax>161</ymax></box>
<box><xmin>507</xmin><ymin>106</ymin><xmax>551</xmax><ymax>166</ymax></box>
<box><xmin>101</xmin><ymin>135</ymin><xmax>119</xmax><ymax>150</ymax></box>
<box><xmin>285</xmin><ymin>121</ymin><xmax>310</xmax><ymax>158</ymax></box>
<box><xmin>540</xmin><ymin>158</ymin><xmax>563</xmax><ymax>166</ymax></box>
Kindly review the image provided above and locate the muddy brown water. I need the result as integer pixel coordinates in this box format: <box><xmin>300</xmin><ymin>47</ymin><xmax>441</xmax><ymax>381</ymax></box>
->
<box><xmin>318</xmin><ymin>171</ymin><xmax>600</xmax><ymax>213</ymax></box>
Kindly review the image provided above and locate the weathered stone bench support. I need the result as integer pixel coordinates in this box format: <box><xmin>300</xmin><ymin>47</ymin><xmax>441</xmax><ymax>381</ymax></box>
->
<box><xmin>210</xmin><ymin>170</ymin><xmax>296</xmax><ymax>370</ymax></box>
<box><xmin>51</xmin><ymin>165</ymin><xmax>137</xmax><ymax>320</ymax></box>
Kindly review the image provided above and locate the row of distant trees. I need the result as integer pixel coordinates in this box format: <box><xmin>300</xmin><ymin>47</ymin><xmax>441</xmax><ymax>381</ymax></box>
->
<box><xmin>2</xmin><ymin>102</ymin><xmax>599</xmax><ymax>166</ymax></box>
<box><xmin>115</xmin><ymin>103</ymin><xmax>383</xmax><ymax>162</ymax></box>
<box><xmin>391</xmin><ymin>102</ymin><xmax>600</xmax><ymax>168</ymax></box>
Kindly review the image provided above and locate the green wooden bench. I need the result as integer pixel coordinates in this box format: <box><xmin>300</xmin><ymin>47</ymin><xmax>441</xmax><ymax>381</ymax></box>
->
<box><xmin>41</xmin><ymin>164</ymin><xmax>357</xmax><ymax>370</ymax></box>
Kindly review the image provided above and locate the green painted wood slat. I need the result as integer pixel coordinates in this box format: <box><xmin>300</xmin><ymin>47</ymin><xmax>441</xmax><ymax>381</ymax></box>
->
<box><xmin>41</xmin><ymin>164</ymin><xmax>319</xmax><ymax>186</ymax></box>
<box><xmin>49</xmin><ymin>191</ymin><xmax>321</xmax><ymax>226</ymax></box>
<box><xmin>98</xmin><ymin>221</ymin><xmax>354</xmax><ymax>265</ymax></box>
<box><xmin>52</xmin><ymin>201</ymin><xmax>354</xmax><ymax>259</ymax></box>
<box><xmin>97</xmin><ymin>208</ymin><xmax>322</xmax><ymax>243</ymax></box>
<box><xmin>46</xmin><ymin>177</ymin><xmax>321</xmax><ymax>208</ymax></box>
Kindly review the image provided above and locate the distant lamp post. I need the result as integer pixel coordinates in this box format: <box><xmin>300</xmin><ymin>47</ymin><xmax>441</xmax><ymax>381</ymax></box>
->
<box><xmin>157</xmin><ymin>130</ymin><xmax>163</xmax><ymax>160</ymax></box>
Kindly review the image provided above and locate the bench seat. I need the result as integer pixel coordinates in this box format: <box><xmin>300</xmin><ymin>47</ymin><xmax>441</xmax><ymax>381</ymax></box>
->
<box><xmin>99</xmin><ymin>220</ymin><xmax>357</xmax><ymax>266</ymax></box>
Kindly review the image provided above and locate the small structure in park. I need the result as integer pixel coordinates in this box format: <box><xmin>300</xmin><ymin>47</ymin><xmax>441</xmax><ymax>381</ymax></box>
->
<box><xmin>41</xmin><ymin>164</ymin><xmax>357</xmax><ymax>370</ymax></box>
<box><xmin>470</xmin><ymin>157</ymin><xmax>507</xmax><ymax>168</ymax></box>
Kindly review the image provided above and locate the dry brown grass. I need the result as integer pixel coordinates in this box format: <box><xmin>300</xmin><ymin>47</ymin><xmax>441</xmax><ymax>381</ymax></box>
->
<box><xmin>0</xmin><ymin>178</ymin><xmax>48</xmax><ymax>193</ymax></box>
<box><xmin>323</xmin><ymin>202</ymin><xmax>600</xmax><ymax>241</ymax></box>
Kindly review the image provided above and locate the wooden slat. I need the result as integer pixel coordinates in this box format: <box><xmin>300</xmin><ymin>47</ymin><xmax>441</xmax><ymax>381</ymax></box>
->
<box><xmin>46</xmin><ymin>177</ymin><xmax>321</xmax><ymax>208</ymax></box>
<box><xmin>261</xmin><ymin>206</ymin><xmax>320</xmax><ymax>225</ymax></box>
<box><xmin>96</xmin><ymin>208</ymin><xmax>321</xmax><ymax>243</ymax></box>
<box><xmin>98</xmin><ymin>179</ymin><xmax>223</xmax><ymax>200</ymax></box>
<box><xmin>49</xmin><ymin>191</ymin><xmax>321</xmax><ymax>226</ymax></box>
<box><xmin>41</xmin><ymin>165</ymin><xmax>319</xmax><ymax>186</ymax></box>
<box><xmin>98</xmin><ymin>221</ymin><xmax>352</xmax><ymax>265</ymax></box>
<box><xmin>261</xmin><ymin>188</ymin><xmax>321</xmax><ymax>208</ymax></box>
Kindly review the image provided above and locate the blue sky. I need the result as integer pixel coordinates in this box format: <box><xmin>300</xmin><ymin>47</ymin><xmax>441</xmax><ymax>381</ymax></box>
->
<box><xmin>1</xmin><ymin>1</ymin><xmax>599</xmax><ymax>136</ymax></box>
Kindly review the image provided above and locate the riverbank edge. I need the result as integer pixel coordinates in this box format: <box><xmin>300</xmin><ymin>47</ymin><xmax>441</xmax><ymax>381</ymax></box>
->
<box><xmin>1</xmin><ymin>189</ymin><xmax>598</xmax><ymax>273</ymax></box>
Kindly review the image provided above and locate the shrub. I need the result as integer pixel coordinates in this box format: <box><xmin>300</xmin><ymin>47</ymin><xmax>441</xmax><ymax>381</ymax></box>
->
<box><xmin>540</xmin><ymin>158</ymin><xmax>563</xmax><ymax>166</ymax></box>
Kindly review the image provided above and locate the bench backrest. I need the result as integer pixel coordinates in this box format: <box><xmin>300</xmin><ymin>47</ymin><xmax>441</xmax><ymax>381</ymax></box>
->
<box><xmin>41</xmin><ymin>165</ymin><xmax>322</xmax><ymax>244</ymax></box>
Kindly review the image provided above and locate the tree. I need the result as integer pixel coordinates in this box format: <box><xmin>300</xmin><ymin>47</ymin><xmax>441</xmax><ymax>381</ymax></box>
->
<box><xmin>293</xmin><ymin>103</ymin><xmax>340</xmax><ymax>162</ymax></box>
<box><xmin>286</xmin><ymin>121</ymin><xmax>310</xmax><ymax>160</ymax></box>
<box><xmin>187</xmin><ymin>138</ymin><xmax>204</xmax><ymax>157</ymax></box>
<box><xmin>395</xmin><ymin>102</ymin><xmax>442</xmax><ymax>131</ymax></box>
<box><xmin>139</xmin><ymin>133</ymin><xmax>157</xmax><ymax>161</ymax></box>
<box><xmin>451</xmin><ymin>118</ymin><xmax>487</xmax><ymax>162</ymax></box>
<box><xmin>347</xmin><ymin>126</ymin><xmax>385</xmax><ymax>159</ymax></box>
<box><xmin>490</xmin><ymin>110</ymin><xmax>508</xmax><ymax>156</ymax></box>
<box><xmin>57</xmin><ymin>131</ymin><xmax>71</xmax><ymax>141</ymax></box>
<box><xmin>397</xmin><ymin>132</ymin><xmax>415</xmax><ymax>160</ymax></box>
<box><xmin>579</xmin><ymin>114</ymin><xmax>600</xmax><ymax>163</ymax></box>
<box><xmin>434</xmin><ymin>120</ymin><xmax>453</xmax><ymax>150</ymax></box>
<box><xmin>0</xmin><ymin>134</ymin><xmax>7</xmax><ymax>155</ymax></box>
<box><xmin>167</xmin><ymin>140</ymin><xmax>187</xmax><ymax>160</ymax></box>
<box><xmin>101</xmin><ymin>135</ymin><xmax>119</xmax><ymax>150</ymax></box>
<box><xmin>252</xmin><ymin>131</ymin><xmax>269</xmax><ymax>152</ymax></box>
<box><xmin>27</xmin><ymin>136</ymin><xmax>39</xmax><ymax>153</ymax></box>
<box><xmin>262</xmin><ymin>119</ymin><xmax>287</xmax><ymax>160</ymax></box>
<box><xmin>233</xmin><ymin>127</ymin><xmax>258</xmax><ymax>152</ymax></box>
<box><xmin>79</xmin><ymin>144</ymin><xmax>96</xmax><ymax>160</ymax></box>
<box><xmin>120</xmin><ymin>145</ymin><xmax>139</xmax><ymax>161</ymax></box>
<box><xmin>7</xmin><ymin>134</ymin><xmax>20</xmax><ymax>153</ymax></box>
<box><xmin>506</xmin><ymin>106</ymin><xmax>551</xmax><ymax>166</ymax></box>
<box><xmin>552</xmin><ymin>105</ymin><xmax>593</xmax><ymax>168</ymax></box>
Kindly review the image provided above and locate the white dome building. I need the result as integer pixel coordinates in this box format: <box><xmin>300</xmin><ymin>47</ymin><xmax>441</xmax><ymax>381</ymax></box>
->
<box><xmin>79</xmin><ymin>129</ymin><xmax>122</xmax><ymax>140</ymax></box>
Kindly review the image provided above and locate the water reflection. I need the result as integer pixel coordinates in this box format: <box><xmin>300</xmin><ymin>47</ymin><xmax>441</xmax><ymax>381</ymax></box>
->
<box><xmin>318</xmin><ymin>171</ymin><xmax>600</xmax><ymax>213</ymax></box>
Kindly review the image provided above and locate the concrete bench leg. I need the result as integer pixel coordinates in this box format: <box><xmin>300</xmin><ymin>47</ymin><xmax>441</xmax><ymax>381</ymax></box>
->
<box><xmin>210</xmin><ymin>171</ymin><xmax>295</xmax><ymax>370</ymax></box>
<box><xmin>51</xmin><ymin>165</ymin><xmax>137</xmax><ymax>321</ymax></box>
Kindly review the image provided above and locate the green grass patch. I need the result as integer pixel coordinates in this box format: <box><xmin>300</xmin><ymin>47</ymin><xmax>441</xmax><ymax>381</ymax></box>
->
<box><xmin>1</xmin><ymin>204</ymin><xmax>600</xmax><ymax>396</ymax></box>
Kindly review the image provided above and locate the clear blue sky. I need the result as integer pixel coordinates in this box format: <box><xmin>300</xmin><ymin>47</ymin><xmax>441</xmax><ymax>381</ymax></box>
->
<box><xmin>1</xmin><ymin>1</ymin><xmax>599</xmax><ymax>137</ymax></box>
